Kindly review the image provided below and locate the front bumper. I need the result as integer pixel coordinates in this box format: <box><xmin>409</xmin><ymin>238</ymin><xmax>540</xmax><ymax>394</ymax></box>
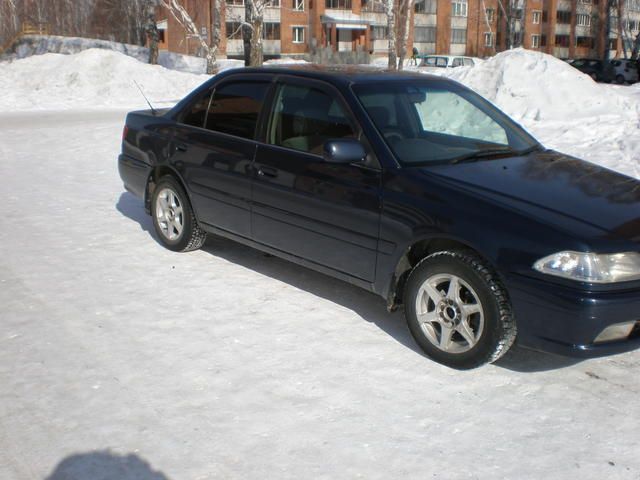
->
<box><xmin>506</xmin><ymin>273</ymin><xmax>640</xmax><ymax>357</ymax></box>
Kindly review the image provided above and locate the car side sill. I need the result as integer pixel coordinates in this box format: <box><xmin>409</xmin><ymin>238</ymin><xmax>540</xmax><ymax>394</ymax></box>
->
<box><xmin>200</xmin><ymin>221</ymin><xmax>377</xmax><ymax>294</ymax></box>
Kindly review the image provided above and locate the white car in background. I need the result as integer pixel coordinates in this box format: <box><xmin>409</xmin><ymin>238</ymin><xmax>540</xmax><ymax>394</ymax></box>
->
<box><xmin>609</xmin><ymin>59</ymin><xmax>639</xmax><ymax>84</ymax></box>
<box><xmin>418</xmin><ymin>55</ymin><xmax>479</xmax><ymax>70</ymax></box>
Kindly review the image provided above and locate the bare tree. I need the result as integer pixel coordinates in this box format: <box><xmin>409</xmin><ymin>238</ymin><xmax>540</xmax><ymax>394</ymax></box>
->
<box><xmin>386</xmin><ymin>0</ymin><xmax>398</xmax><ymax>69</ymax></box>
<box><xmin>227</xmin><ymin>0</ymin><xmax>272</xmax><ymax>66</ymax></box>
<box><xmin>395</xmin><ymin>0</ymin><xmax>414</xmax><ymax>70</ymax></box>
<box><xmin>160</xmin><ymin>0</ymin><xmax>220</xmax><ymax>73</ymax></box>
<box><xmin>145</xmin><ymin>1</ymin><xmax>160</xmax><ymax>64</ymax></box>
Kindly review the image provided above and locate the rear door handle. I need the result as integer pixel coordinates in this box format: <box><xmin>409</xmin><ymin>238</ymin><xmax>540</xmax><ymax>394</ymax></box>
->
<box><xmin>257</xmin><ymin>166</ymin><xmax>278</xmax><ymax>178</ymax></box>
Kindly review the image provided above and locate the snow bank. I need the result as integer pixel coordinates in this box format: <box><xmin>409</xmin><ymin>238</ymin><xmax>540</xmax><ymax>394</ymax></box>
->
<box><xmin>440</xmin><ymin>49</ymin><xmax>640</xmax><ymax>177</ymax></box>
<box><xmin>442</xmin><ymin>48</ymin><xmax>628</xmax><ymax>122</ymax></box>
<box><xmin>6</xmin><ymin>34</ymin><xmax>244</xmax><ymax>74</ymax></box>
<box><xmin>0</xmin><ymin>48</ymin><xmax>213</xmax><ymax>111</ymax></box>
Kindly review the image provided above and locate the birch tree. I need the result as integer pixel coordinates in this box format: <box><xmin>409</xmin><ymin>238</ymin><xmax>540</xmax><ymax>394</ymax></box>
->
<box><xmin>395</xmin><ymin>0</ymin><xmax>414</xmax><ymax>70</ymax></box>
<box><xmin>160</xmin><ymin>0</ymin><xmax>220</xmax><ymax>73</ymax></box>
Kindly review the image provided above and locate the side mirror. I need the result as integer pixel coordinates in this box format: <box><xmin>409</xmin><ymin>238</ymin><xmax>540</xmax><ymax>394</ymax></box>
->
<box><xmin>322</xmin><ymin>139</ymin><xmax>366</xmax><ymax>165</ymax></box>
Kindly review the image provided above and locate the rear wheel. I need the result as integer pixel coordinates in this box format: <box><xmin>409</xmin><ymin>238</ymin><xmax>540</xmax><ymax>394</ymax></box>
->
<box><xmin>151</xmin><ymin>176</ymin><xmax>206</xmax><ymax>252</ymax></box>
<box><xmin>616</xmin><ymin>74</ymin><xmax>626</xmax><ymax>84</ymax></box>
<box><xmin>403</xmin><ymin>251</ymin><xmax>516</xmax><ymax>369</ymax></box>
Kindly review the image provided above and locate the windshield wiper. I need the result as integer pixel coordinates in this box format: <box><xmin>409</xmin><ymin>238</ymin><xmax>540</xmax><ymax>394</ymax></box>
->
<box><xmin>450</xmin><ymin>144</ymin><xmax>543</xmax><ymax>164</ymax></box>
<box><xmin>450</xmin><ymin>148</ymin><xmax>516</xmax><ymax>164</ymax></box>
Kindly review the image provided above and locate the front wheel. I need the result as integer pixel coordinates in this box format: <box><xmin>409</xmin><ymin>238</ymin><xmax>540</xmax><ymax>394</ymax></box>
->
<box><xmin>615</xmin><ymin>74</ymin><xmax>626</xmax><ymax>84</ymax></box>
<box><xmin>403</xmin><ymin>251</ymin><xmax>516</xmax><ymax>369</ymax></box>
<box><xmin>151</xmin><ymin>176</ymin><xmax>206</xmax><ymax>252</ymax></box>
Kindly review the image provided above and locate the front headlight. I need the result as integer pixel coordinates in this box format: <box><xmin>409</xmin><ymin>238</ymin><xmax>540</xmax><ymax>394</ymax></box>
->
<box><xmin>533</xmin><ymin>251</ymin><xmax>640</xmax><ymax>283</ymax></box>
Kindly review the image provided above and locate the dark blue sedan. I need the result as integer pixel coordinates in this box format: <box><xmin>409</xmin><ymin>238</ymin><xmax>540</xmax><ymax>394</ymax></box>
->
<box><xmin>118</xmin><ymin>66</ymin><xmax>640</xmax><ymax>369</ymax></box>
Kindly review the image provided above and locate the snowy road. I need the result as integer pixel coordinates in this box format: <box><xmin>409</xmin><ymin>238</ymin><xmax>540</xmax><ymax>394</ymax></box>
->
<box><xmin>1</xmin><ymin>110</ymin><xmax>640</xmax><ymax>480</ymax></box>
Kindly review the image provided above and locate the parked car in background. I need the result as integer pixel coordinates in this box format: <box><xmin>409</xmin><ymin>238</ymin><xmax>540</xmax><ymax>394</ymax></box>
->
<box><xmin>419</xmin><ymin>55</ymin><xmax>477</xmax><ymax>69</ymax></box>
<box><xmin>609</xmin><ymin>59</ymin><xmax>639</xmax><ymax>84</ymax></box>
<box><xmin>568</xmin><ymin>58</ymin><xmax>614</xmax><ymax>82</ymax></box>
<box><xmin>119</xmin><ymin>66</ymin><xmax>640</xmax><ymax>369</ymax></box>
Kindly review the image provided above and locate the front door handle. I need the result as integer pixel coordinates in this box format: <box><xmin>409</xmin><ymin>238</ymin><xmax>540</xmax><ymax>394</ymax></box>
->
<box><xmin>257</xmin><ymin>166</ymin><xmax>278</xmax><ymax>178</ymax></box>
<box><xmin>175</xmin><ymin>143</ymin><xmax>188</xmax><ymax>152</ymax></box>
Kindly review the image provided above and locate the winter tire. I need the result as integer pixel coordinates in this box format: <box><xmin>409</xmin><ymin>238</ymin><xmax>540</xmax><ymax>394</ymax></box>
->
<box><xmin>151</xmin><ymin>176</ymin><xmax>206</xmax><ymax>252</ymax></box>
<box><xmin>403</xmin><ymin>250</ymin><xmax>516</xmax><ymax>369</ymax></box>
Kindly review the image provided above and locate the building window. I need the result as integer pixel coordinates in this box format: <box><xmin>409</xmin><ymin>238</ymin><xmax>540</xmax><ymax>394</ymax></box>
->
<box><xmin>326</xmin><ymin>0</ymin><xmax>351</xmax><ymax>8</ymax></box>
<box><xmin>362</xmin><ymin>0</ymin><xmax>385</xmax><ymax>11</ymax></box>
<box><xmin>371</xmin><ymin>26</ymin><xmax>389</xmax><ymax>40</ymax></box>
<box><xmin>294</xmin><ymin>0</ymin><xmax>304</xmax><ymax>10</ymax></box>
<box><xmin>555</xmin><ymin>34</ymin><xmax>570</xmax><ymax>46</ymax></box>
<box><xmin>263</xmin><ymin>22</ymin><xmax>281</xmax><ymax>40</ymax></box>
<box><xmin>292</xmin><ymin>26</ymin><xmax>305</xmax><ymax>43</ymax></box>
<box><xmin>226</xmin><ymin>22</ymin><xmax>243</xmax><ymax>39</ymax></box>
<box><xmin>576</xmin><ymin>13</ymin><xmax>590</xmax><ymax>26</ymax></box>
<box><xmin>451</xmin><ymin>28</ymin><xmax>467</xmax><ymax>44</ymax></box>
<box><xmin>531</xmin><ymin>34</ymin><xmax>540</xmax><ymax>48</ymax></box>
<box><xmin>532</xmin><ymin>10</ymin><xmax>541</xmax><ymax>24</ymax></box>
<box><xmin>266</xmin><ymin>0</ymin><xmax>280</xmax><ymax>6</ymax></box>
<box><xmin>415</xmin><ymin>0</ymin><xmax>437</xmax><ymax>13</ymax></box>
<box><xmin>414</xmin><ymin>26</ymin><xmax>436</xmax><ymax>42</ymax></box>
<box><xmin>484</xmin><ymin>32</ymin><xmax>493</xmax><ymax>46</ymax></box>
<box><xmin>226</xmin><ymin>0</ymin><xmax>244</xmax><ymax>5</ymax></box>
<box><xmin>485</xmin><ymin>8</ymin><xmax>494</xmax><ymax>22</ymax></box>
<box><xmin>576</xmin><ymin>36</ymin><xmax>594</xmax><ymax>48</ymax></box>
<box><xmin>452</xmin><ymin>0</ymin><xmax>468</xmax><ymax>17</ymax></box>
<box><xmin>556</xmin><ymin>10</ymin><xmax>571</xmax><ymax>24</ymax></box>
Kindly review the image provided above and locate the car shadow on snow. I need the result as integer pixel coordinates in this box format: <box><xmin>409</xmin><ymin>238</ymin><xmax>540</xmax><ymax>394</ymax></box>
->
<box><xmin>44</xmin><ymin>450</ymin><xmax>170</xmax><ymax>480</ymax></box>
<box><xmin>116</xmin><ymin>191</ymin><xmax>584</xmax><ymax>373</ymax></box>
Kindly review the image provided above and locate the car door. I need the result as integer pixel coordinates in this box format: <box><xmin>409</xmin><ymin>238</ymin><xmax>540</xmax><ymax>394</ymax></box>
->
<box><xmin>251</xmin><ymin>77</ymin><xmax>382</xmax><ymax>282</ymax></box>
<box><xmin>168</xmin><ymin>76</ymin><xmax>271</xmax><ymax>238</ymax></box>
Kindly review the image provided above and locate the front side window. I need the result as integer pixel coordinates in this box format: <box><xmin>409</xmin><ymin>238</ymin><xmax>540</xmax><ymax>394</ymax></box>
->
<box><xmin>425</xmin><ymin>56</ymin><xmax>447</xmax><ymax>67</ymax></box>
<box><xmin>354</xmin><ymin>82</ymin><xmax>538</xmax><ymax>166</ymax></box>
<box><xmin>205</xmin><ymin>81</ymin><xmax>270</xmax><ymax>139</ymax></box>
<box><xmin>267</xmin><ymin>84</ymin><xmax>356</xmax><ymax>154</ymax></box>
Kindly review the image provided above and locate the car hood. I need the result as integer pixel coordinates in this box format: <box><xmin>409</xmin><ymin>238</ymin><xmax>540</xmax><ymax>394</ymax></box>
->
<box><xmin>424</xmin><ymin>150</ymin><xmax>640</xmax><ymax>244</ymax></box>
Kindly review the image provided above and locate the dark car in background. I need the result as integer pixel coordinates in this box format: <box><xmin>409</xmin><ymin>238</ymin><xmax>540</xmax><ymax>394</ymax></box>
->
<box><xmin>568</xmin><ymin>58</ymin><xmax>614</xmax><ymax>82</ymax></box>
<box><xmin>118</xmin><ymin>66</ymin><xmax>640</xmax><ymax>369</ymax></box>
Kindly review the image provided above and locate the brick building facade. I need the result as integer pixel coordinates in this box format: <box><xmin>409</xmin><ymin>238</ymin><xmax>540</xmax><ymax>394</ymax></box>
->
<box><xmin>157</xmin><ymin>0</ymin><xmax>640</xmax><ymax>60</ymax></box>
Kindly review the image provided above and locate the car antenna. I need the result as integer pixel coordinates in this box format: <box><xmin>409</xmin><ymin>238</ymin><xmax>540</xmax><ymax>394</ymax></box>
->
<box><xmin>133</xmin><ymin>80</ymin><xmax>157</xmax><ymax>116</ymax></box>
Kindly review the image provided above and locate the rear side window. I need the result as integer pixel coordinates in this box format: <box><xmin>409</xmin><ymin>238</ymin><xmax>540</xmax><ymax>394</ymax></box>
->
<box><xmin>204</xmin><ymin>81</ymin><xmax>270</xmax><ymax>139</ymax></box>
<box><xmin>452</xmin><ymin>57</ymin><xmax>463</xmax><ymax>67</ymax></box>
<box><xmin>181</xmin><ymin>89</ymin><xmax>213</xmax><ymax>128</ymax></box>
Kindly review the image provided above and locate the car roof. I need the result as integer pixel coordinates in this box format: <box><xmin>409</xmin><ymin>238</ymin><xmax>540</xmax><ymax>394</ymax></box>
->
<box><xmin>216</xmin><ymin>64</ymin><xmax>452</xmax><ymax>87</ymax></box>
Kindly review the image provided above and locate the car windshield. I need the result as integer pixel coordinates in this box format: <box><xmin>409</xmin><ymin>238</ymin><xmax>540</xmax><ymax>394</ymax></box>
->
<box><xmin>353</xmin><ymin>81</ymin><xmax>539</xmax><ymax>166</ymax></box>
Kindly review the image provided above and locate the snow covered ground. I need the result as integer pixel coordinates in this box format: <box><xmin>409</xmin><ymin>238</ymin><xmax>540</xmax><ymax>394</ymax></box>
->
<box><xmin>1</xmin><ymin>47</ymin><xmax>640</xmax><ymax>479</ymax></box>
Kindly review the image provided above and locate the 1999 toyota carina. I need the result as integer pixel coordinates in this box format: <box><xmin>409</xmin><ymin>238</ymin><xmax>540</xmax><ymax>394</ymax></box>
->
<box><xmin>118</xmin><ymin>66</ymin><xmax>640</xmax><ymax>369</ymax></box>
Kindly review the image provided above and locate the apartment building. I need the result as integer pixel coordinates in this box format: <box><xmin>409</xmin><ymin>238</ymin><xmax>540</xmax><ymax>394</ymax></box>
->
<box><xmin>157</xmin><ymin>0</ymin><xmax>640</xmax><ymax>60</ymax></box>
